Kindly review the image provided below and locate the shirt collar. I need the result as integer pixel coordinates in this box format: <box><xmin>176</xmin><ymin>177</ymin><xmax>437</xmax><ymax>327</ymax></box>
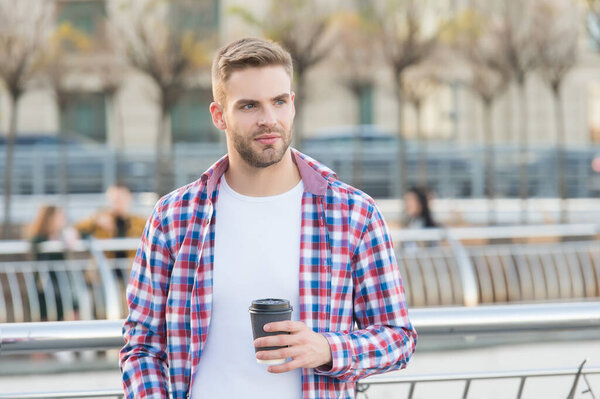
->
<box><xmin>200</xmin><ymin>148</ymin><xmax>330</xmax><ymax>199</ymax></box>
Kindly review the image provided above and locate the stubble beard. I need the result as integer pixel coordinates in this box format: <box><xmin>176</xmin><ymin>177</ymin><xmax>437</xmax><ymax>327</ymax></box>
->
<box><xmin>231</xmin><ymin>127</ymin><xmax>293</xmax><ymax>168</ymax></box>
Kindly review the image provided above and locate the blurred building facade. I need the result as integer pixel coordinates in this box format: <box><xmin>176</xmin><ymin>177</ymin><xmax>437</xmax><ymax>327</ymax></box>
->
<box><xmin>0</xmin><ymin>0</ymin><xmax>599</xmax><ymax>151</ymax></box>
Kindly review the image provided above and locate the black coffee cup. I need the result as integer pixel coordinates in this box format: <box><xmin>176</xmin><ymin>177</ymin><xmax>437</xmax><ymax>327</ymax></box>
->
<box><xmin>249</xmin><ymin>298</ymin><xmax>293</xmax><ymax>365</ymax></box>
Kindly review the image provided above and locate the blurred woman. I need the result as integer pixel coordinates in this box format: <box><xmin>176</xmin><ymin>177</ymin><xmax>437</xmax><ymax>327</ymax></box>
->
<box><xmin>26</xmin><ymin>205</ymin><xmax>77</xmax><ymax>321</ymax></box>
<box><xmin>402</xmin><ymin>187</ymin><xmax>438</xmax><ymax>251</ymax></box>
<box><xmin>403</xmin><ymin>187</ymin><xmax>437</xmax><ymax>229</ymax></box>
<box><xmin>27</xmin><ymin>205</ymin><xmax>68</xmax><ymax>261</ymax></box>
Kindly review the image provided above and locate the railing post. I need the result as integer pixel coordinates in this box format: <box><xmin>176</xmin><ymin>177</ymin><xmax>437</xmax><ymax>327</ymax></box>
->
<box><xmin>516</xmin><ymin>377</ymin><xmax>526</xmax><ymax>399</ymax></box>
<box><xmin>566</xmin><ymin>360</ymin><xmax>587</xmax><ymax>399</ymax></box>
<box><xmin>462</xmin><ymin>379</ymin><xmax>471</xmax><ymax>399</ymax></box>
<box><xmin>445</xmin><ymin>229</ymin><xmax>479</xmax><ymax>307</ymax></box>
<box><xmin>407</xmin><ymin>382</ymin><xmax>416</xmax><ymax>399</ymax></box>
<box><xmin>88</xmin><ymin>239</ymin><xmax>122</xmax><ymax>320</ymax></box>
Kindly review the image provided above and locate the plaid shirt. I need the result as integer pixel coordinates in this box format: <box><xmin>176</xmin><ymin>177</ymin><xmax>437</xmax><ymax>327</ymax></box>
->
<box><xmin>120</xmin><ymin>149</ymin><xmax>417</xmax><ymax>399</ymax></box>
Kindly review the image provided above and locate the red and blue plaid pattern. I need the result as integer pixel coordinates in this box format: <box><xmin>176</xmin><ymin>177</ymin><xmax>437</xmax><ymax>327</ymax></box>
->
<box><xmin>120</xmin><ymin>149</ymin><xmax>417</xmax><ymax>399</ymax></box>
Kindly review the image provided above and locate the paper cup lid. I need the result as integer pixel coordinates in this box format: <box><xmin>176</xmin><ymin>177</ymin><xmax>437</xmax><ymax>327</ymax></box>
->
<box><xmin>250</xmin><ymin>298</ymin><xmax>292</xmax><ymax>312</ymax></box>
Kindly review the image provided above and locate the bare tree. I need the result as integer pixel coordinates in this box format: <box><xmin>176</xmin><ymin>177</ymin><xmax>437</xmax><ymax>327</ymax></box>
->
<box><xmin>230</xmin><ymin>0</ymin><xmax>337</xmax><ymax>151</ymax></box>
<box><xmin>402</xmin><ymin>63</ymin><xmax>440</xmax><ymax>188</ymax></box>
<box><xmin>97</xmin><ymin>60</ymin><xmax>126</xmax><ymax>182</ymax></box>
<box><xmin>491</xmin><ymin>1</ymin><xmax>538</xmax><ymax>223</ymax></box>
<box><xmin>586</xmin><ymin>0</ymin><xmax>600</xmax><ymax>49</ymax></box>
<box><xmin>445</xmin><ymin>8</ymin><xmax>511</xmax><ymax>224</ymax></box>
<box><xmin>41</xmin><ymin>22</ymin><xmax>92</xmax><ymax>203</ymax></box>
<box><xmin>0</xmin><ymin>0</ymin><xmax>54</xmax><ymax>238</ymax></box>
<box><xmin>335</xmin><ymin>9</ymin><xmax>378</xmax><ymax>189</ymax></box>
<box><xmin>370</xmin><ymin>0</ymin><xmax>438</xmax><ymax>196</ymax></box>
<box><xmin>532</xmin><ymin>0</ymin><xmax>578</xmax><ymax>224</ymax></box>
<box><xmin>108</xmin><ymin>0</ymin><xmax>215</xmax><ymax>196</ymax></box>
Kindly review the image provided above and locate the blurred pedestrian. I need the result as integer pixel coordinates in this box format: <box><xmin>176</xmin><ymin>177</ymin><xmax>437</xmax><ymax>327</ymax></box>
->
<box><xmin>26</xmin><ymin>205</ymin><xmax>71</xmax><ymax>261</ymax></box>
<box><xmin>75</xmin><ymin>183</ymin><xmax>145</xmax><ymax>258</ymax></box>
<box><xmin>402</xmin><ymin>187</ymin><xmax>438</xmax><ymax>250</ymax></box>
<box><xmin>403</xmin><ymin>187</ymin><xmax>437</xmax><ymax>229</ymax></box>
<box><xmin>26</xmin><ymin>205</ymin><xmax>78</xmax><ymax>321</ymax></box>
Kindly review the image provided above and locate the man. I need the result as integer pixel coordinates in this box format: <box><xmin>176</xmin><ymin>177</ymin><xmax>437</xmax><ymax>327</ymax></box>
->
<box><xmin>120</xmin><ymin>37</ymin><xmax>416</xmax><ymax>399</ymax></box>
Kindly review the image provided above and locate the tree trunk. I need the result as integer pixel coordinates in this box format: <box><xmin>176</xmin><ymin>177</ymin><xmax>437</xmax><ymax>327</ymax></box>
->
<box><xmin>58</xmin><ymin>103</ymin><xmax>69</xmax><ymax>209</ymax></box>
<box><xmin>352</xmin><ymin>90</ymin><xmax>362</xmax><ymax>190</ymax></box>
<box><xmin>108</xmin><ymin>92</ymin><xmax>124</xmax><ymax>183</ymax></box>
<box><xmin>155</xmin><ymin>103</ymin><xmax>174</xmax><ymax>196</ymax></box>
<box><xmin>396</xmin><ymin>76</ymin><xmax>408</xmax><ymax>197</ymax></box>
<box><xmin>518</xmin><ymin>81</ymin><xmax>529</xmax><ymax>224</ymax></box>
<box><xmin>553</xmin><ymin>87</ymin><xmax>567</xmax><ymax>224</ymax></box>
<box><xmin>2</xmin><ymin>94</ymin><xmax>18</xmax><ymax>239</ymax></box>
<box><xmin>416</xmin><ymin>102</ymin><xmax>427</xmax><ymax>188</ymax></box>
<box><xmin>483</xmin><ymin>100</ymin><xmax>496</xmax><ymax>225</ymax></box>
<box><xmin>293</xmin><ymin>69</ymin><xmax>306</xmax><ymax>152</ymax></box>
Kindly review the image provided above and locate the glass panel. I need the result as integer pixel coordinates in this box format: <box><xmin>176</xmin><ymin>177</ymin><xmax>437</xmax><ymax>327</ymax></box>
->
<box><xmin>590</xmin><ymin>81</ymin><xmax>600</xmax><ymax>143</ymax></box>
<box><xmin>62</xmin><ymin>92</ymin><xmax>107</xmax><ymax>143</ymax></box>
<box><xmin>588</xmin><ymin>13</ymin><xmax>600</xmax><ymax>52</ymax></box>
<box><xmin>169</xmin><ymin>0</ymin><xmax>219</xmax><ymax>34</ymax></box>
<box><xmin>171</xmin><ymin>89</ymin><xmax>219</xmax><ymax>143</ymax></box>
<box><xmin>57</xmin><ymin>1</ymin><xmax>106</xmax><ymax>36</ymax></box>
<box><xmin>359</xmin><ymin>85</ymin><xmax>373</xmax><ymax>125</ymax></box>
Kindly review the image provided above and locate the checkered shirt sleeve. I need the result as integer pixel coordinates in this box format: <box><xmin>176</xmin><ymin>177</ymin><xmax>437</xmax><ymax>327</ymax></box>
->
<box><xmin>316</xmin><ymin>203</ymin><xmax>417</xmax><ymax>382</ymax></box>
<box><xmin>120</xmin><ymin>203</ymin><xmax>173</xmax><ymax>399</ymax></box>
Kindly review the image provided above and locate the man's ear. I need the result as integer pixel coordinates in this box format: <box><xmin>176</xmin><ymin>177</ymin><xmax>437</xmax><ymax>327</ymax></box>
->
<box><xmin>209</xmin><ymin>102</ymin><xmax>227</xmax><ymax>130</ymax></box>
<box><xmin>290</xmin><ymin>91</ymin><xmax>296</xmax><ymax>119</ymax></box>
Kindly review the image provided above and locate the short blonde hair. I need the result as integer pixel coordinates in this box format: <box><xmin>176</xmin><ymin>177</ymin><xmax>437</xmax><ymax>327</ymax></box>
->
<box><xmin>211</xmin><ymin>37</ymin><xmax>293</xmax><ymax>104</ymax></box>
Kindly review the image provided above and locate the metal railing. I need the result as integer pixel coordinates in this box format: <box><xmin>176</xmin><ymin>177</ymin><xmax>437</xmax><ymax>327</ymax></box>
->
<box><xmin>0</xmin><ymin>238</ymin><xmax>136</xmax><ymax>323</ymax></box>
<box><xmin>1</xmin><ymin>302</ymin><xmax>599</xmax><ymax>354</ymax></box>
<box><xmin>1</xmin><ymin>224</ymin><xmax>599</xmax><ymax>323</ymax></box>
<box><xmin>0</xmin><ymin>302</ymin><xmax>599</xmax><ymax>399</ymax></box>
<box><xmin>357</xmin><ymin>361</ymin><xmax>600</xmax><ymax>399</ymax></box>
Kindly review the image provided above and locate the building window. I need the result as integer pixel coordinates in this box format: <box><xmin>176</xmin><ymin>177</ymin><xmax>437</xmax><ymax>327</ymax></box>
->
<box><xmin>171</xmin><ymin>89</ymin><xmax>219</xmax><ymax>143</ymax></box>
<box><xmin>57</xmin><ymin>0</ymin><xmax>106</xmax><ymax>37</ymax></box>
<box><xmin>358</xmin><ymin>84</ymin><xmax>374</xmax><ymax>125</ymax></box>
<box><xmin>169</xmin><ymin>0</ymin><xmax>219</xmax><ymax>34</ymax></box>
<box><xmin>590</xmin><ymin>82</ymin><xmax>600</xmax><ymax>143</ymax></box>
<box><xmin>588</xmin><ymin>12</ymin><xmax>600</xmax><ymax>52</ymax></box>
<box><xmin>61</xmin><ymin>92</ymin><xmax>107</xmax><ymax>143</ymax></box>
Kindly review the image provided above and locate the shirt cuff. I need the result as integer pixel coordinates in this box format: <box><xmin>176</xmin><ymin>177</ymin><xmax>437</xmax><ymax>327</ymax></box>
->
<box><xmin>314</xmin><ymin>332</ymin><xmax>353</xmax><ymax>378</ymax></box>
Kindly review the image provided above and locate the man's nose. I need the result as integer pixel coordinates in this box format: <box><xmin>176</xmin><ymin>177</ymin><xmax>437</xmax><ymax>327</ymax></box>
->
<box><xmin>258</xmin><ymin>106</ymin><xmax>277</xmax><ymax>127</ymax></box>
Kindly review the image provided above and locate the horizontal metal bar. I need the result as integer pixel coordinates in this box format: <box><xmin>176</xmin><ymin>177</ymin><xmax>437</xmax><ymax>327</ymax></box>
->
<box><xmin>0</xmin><ymin>238</ymin><xmax>140</xmax><ymax>255</ymax></box>
<box><xmin>2</xmin><ymin>223</ymin><xmax>599</xmax><ymax>255</ymax></box>
<box><xmin>446</xmin><ymin>224</ymin><xmax>600</xmax><ymax>241</ymax></box>
<box><xmin>411</xmin><ymin>302</ymin><xmax>600</xmax><ymax>335</ymax></box>
<box><xmin>0</xmin><ymin>320</ymin><xmax>124</xmax><ymax>354</ymax></box>
<box><xmin>0</xmin><ymin>390</ymin><xmax>123</xmax><ymax>399</ymax></box>
<box><xmin>360</xmin><ymin>365</ymin><xmax>600</xmax><ymax>385</ymax></box>
<box><xmin>389</xmin><ymin>224</ymin><xmax>600</xmax><ymax>242</ymax></box>
<box><xmin>1</xmin><ymin>302</ymin><xmax>599</xmax><ymax>355</ymax></box>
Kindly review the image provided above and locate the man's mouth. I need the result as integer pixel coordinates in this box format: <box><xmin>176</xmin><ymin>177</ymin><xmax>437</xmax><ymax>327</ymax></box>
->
<box><xmin>255</xmin><ymin>134</ymin><xmax>280</xmax><ymax>145</ymax></box>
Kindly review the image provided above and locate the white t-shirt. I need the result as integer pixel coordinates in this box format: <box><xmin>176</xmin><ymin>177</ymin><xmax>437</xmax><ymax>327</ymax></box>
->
<box><xmin>190</xmin><ymin>176</ymin><xmax>303</xmax><ymax>399</ymax></box>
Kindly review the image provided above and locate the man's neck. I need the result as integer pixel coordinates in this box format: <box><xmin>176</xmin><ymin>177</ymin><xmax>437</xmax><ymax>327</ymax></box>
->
<box><xmin>224</xmin><ymin>149</ymin><xmax>301</xmax><ymax>197</ymax></box>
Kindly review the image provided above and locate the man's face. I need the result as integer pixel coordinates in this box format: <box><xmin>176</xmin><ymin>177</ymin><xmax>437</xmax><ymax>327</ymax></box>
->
<box><xmin>107</xmin><ymin>186</ymin><xmax>132</xmax><ymax>215</ymax></box>
<box><xmin>211</xmin><ymin>65</ymin><xmax>295</xmax><ymax>168</ymax></box>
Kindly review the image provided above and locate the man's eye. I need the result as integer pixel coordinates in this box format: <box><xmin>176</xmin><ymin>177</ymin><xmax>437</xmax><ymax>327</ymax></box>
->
<box><xmin>275</xmin><ymin>100</ymin><xmax>285</xmax><ymax>105</ymax></box>
<box><xmin>242</xmin><ymin>104</ymin><xmax>255</xmax><ymax>110</ymax></box>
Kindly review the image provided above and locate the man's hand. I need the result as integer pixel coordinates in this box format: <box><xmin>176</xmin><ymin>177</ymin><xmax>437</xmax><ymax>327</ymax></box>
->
<box><xmin>254</xmin><ymin>320</ymin><xmax>332</xmax><ymax>373</ymax></box>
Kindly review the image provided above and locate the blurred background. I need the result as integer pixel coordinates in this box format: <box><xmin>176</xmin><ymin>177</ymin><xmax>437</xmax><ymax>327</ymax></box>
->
<box><xmin>1</xmin><ymin>0</ymin><xmax>600</xmax><ymax>398</ymax></box>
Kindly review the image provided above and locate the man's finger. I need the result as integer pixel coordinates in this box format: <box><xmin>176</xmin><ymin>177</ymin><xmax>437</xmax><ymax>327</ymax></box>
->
<box><xmin>256</xmin><ymin>346</ymin><xmax>298</xmax><ymax>361</ymax></box>
<box><xmin>267</xmin><ymin>358</ymin><xmax>304</xmax><ymax>374</ymax></box>
<box><xmin>264</xmin><ymin>320</ymin><xmax>304</xmax><ymax>333</ymax></box>
<box><xmin>254</xmin><ymin>334</ymin><xmax>296</xmax><ymax>348</ymax></box>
